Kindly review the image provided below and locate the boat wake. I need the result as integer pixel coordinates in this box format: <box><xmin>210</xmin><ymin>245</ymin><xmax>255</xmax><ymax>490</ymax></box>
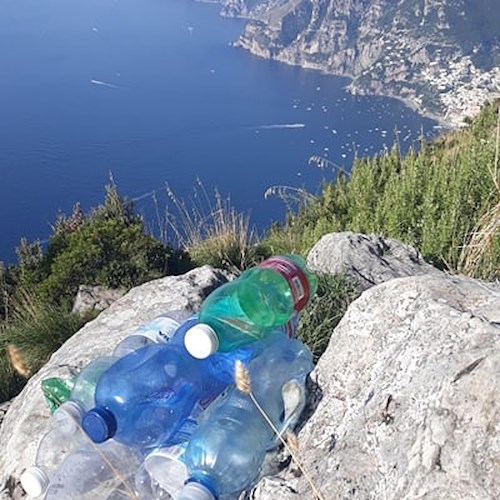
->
<box><xmin>256</xmin><ymin>123</ymin><xmax>306</xmax><ymax>130</ymax></box>
<box><xmin>91</xmin><ymin>79</ymin><xmax>119</xmax><ymax>89</ymax></box>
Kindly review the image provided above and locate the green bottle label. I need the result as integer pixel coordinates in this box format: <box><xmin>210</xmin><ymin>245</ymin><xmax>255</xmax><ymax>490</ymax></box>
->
<box><xmin>257</xmin><ymin>256</ymin><xmax>310</xmax><ymax>311</ymax></box>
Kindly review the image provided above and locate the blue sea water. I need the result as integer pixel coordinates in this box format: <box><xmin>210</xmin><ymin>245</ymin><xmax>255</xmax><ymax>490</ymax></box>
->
<box><xmin>0</xmin><ymin>0</ymin><xmax>438</xmax><ymax>263</ymax></box>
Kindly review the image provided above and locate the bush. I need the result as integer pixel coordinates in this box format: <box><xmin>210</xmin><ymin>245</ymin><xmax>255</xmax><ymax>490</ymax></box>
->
<box><xmin>16</xmin><ymin>183</ymin><xmax>183</xmax><ymax>308</ymax></box>
<box><xmin>268</xmin><ymin>99</ymin><xmax>500</xmax><ymax>280</ymax></box>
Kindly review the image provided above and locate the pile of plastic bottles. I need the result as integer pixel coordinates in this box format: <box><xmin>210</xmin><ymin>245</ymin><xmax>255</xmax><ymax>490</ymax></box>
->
<box><xmin>21</xmin><ymin>255</ymin><xmax>317</xmax><ymax>500</ymax></box>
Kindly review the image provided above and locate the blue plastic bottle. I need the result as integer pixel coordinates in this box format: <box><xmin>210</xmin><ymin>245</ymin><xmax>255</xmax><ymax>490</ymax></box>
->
<box><xmin>82</xmin><ymin>343</ymin><xmax>234</xmax><ymax>451</ymax></box>
<box><xmin>183</xmin><ymin>254</ymin><xmax>316</xmax><ymax>358</ymax></box>
<box><xmin>178</xmin><ymin>333</ymin><xmax>313</xmax><ymax>499</ymax></box>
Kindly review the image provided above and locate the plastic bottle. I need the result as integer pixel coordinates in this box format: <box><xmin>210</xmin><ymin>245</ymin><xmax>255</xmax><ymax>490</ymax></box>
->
<box><xmin>20</xmin><ymin>402</ymin><xmax>88</xmax><ymax>497</ymax></box>
<box><xmin>178</xmin><ymin>333</ymin><xmax>313</xmax><ymax>499</ymax></box>
<box><xmin>70</xmin><ymin>355</ymin><xmax>118</xmax><ymax>411</ymax></box>
<box><xmin>183</xmin><ymin>254</ymin><xmax>317</xmax><ymax>358</ymax></box>
<box><xmin>112</xmin><ymin>309</ymin><xmax>191</xmax><ymax>358</ymax></box>
<box><xmin>135</xmin><ymin>443</ymin><xmax>188</xmax><ymax>499</ymax></box>
<box><xmin>44</xmin><ymin>439</ymin><xmax>142</xmax><ymax>500</ymax></box>
<box><xmin>82</xmin><ymin>343</ymin><xmax>231</xmax><ymax>451</ymax></box>
<box><xmin>21</xmin><ymin>356</ymin><xmax>118</xmax><ymax>497</ymax></box>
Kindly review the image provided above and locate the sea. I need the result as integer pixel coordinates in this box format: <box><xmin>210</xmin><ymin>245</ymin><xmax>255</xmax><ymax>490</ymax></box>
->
<box><xmin>0</xmin><ymin>0</ymin><xmax>439</xmax><ymax>264</ymax></box>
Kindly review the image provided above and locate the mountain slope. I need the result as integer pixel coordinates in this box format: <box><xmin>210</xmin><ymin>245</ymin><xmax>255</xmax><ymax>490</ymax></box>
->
<box><xmin>222</xmin><ymin>0</ymin><xmax>500</xmax><ymax>126</ymax></box>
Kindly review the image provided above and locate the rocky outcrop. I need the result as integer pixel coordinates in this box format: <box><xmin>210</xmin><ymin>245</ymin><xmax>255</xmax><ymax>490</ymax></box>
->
<box><xmin>1</xmin><ymin>235</ymin><xmax>499</xmax><ymax>499</ymax></box>
<box><xmin>307</xmin><ymin>231</ymin><xmax>440</xmax><ymax>291</ymax></box>
<box><xmin>251</xmin><ymin>273</ymin><xmax>500</xmax><ymax>499</ymax></box>
<box><xmin>71</xmin><ymin>285</ymin><xmax>126</xmax><ymax>315</ymax></box>
<box><xmin>224</xmin><ymin>0</ymin><xmax>500</xmax><ymax>126</ymax></box>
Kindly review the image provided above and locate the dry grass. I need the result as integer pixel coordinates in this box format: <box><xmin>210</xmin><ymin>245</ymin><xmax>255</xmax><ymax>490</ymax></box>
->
<box><xmin>164</xmin><ymin>179</ymin><xmax>262</xmax><ymax>273</ymax></box>
<box><xmin>458</xmin><ymin>104</ymin><xmax>500</xmax><ymax>279</ymax></box>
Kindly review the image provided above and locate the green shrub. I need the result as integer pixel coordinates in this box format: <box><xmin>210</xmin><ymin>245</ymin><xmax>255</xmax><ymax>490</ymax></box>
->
<box><xmin>268</xmin><ymin>99</ymin><xmax>500</xmax><ymax>280</ymax></box>
<box><xmin>15</xmin><ymin>183</ymin><xmax>182</xmax><ymax>308</ymax></box>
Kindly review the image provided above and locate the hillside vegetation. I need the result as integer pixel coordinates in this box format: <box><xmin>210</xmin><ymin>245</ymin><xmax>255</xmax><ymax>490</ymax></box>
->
<box><xmin>0</xmin><ymin>99</ymin><xmax>498</xmax><ymax>402</ymax></box>
<box><xmin>265</xmin><ymin>99</ymin><xmax>500</xmax><ymax>280</ymax></box>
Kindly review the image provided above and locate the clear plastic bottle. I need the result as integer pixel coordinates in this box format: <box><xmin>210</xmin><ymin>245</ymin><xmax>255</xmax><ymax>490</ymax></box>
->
<box><xmin>21</xmin><ymin>356</ymin><xmax>118</xmax><ymax>497</ymax></box>
<box><xmin>82</xmin><ymin>343</ymin><xmax>231</xmax><ymax>451</ymax></box>
<box><xmin>44</xmin><ymin>439</ymin><xmax>142</xmax><ymax>500</ymax></box>
<box><xmin>178</xmin><ymin>333</ymin><xmax>313</xmax><ymax>499</ymax></box>
<box><xmin>183</xmin><ymin>254</ymin><xmax>317</xmax><ymax>358</ymax></box>
<box><xmin>112</xmin><ymin>309</ymin><xmax>191</xmax><ymax>358</ymax></box>
<box><xmin>70</xmin><ymin>355</ymin><xmax>118</xmax><ymax>411</ymax></box>
<box><xmin>135</xmin><ymin>443</ymin><xmax>188</xmax><ymax>499</ymax></box>
<box><xmin>20</xmin><ymin>402</ymin><xmax>88</xmax><ymax>497</ymax></box>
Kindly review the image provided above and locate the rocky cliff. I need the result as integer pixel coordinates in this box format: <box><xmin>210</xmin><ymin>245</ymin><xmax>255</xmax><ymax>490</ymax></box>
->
<box><xmin>222</xmin><ymin>0</ymin><xmax>500</xmax><ymax>126</ymax></box>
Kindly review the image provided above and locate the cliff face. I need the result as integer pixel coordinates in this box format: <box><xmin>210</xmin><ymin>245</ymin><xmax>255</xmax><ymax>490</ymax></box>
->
<box><xmin>222</xmin><ymin>0</ymin><xmax>500</xmax><ymax>126</ymax></box>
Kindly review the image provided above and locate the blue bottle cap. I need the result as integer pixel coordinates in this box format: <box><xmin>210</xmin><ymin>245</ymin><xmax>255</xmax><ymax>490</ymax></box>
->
<box><xmin>82</xmin><ymin>407</ymin><xmax>117</xmax><ymax>443</ymax></box>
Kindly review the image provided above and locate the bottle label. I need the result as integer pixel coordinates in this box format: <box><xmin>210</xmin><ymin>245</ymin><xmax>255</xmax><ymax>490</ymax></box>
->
<box><xmin>257</xmin><ymin>256</ymin><xmax>310</xmax><ymax>312</ymax></box>
<box><xmin>136</xmin><ymin>317</ymin><xmax>180</xmax><ymax>343</ymax></box>
<box><xmin>281</xmin><ymin>313</ymin><xmax>299</xmax><ymax>338</ymax></box>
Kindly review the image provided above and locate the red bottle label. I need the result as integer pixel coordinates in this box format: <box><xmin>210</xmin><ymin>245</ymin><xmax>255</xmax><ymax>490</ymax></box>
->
<box><xmin>257</xmin><ymin>256</ymin><xmax>310</xmax><ymax>311</ymax></box>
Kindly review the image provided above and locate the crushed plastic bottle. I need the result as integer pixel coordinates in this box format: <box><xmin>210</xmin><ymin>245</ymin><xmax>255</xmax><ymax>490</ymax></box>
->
<box><xmin>41</xmin><ymin>377</ymin><xmax>75</xmax><ymax>414</ymax></box>
<box><xmin>44</xmin><ymin>439</ymin><xmax>142</xmax><ymax>500</ymax></box>
<box><xmin>20</xmin><ymin>402</ymin><xmax>88</xmax><ymax>497</ymax></box>
<box><xmin>178</xmin><ymin>333</ymin><xmax>313</xmax><ymax>499</ymax></box>
<box><xmin>135</xmin><ymin>443</ymin><xmax>188</xmax><ymax>499</ymax></box>
<box><xmin>184</xmin><ymin>254</ymin><xmax>317</xmax><ymax>358</ymax></box>
<box><xmin>82</xmin><ymin>343</ymin><xmax>231</xmax><ymax>451</ymax></box>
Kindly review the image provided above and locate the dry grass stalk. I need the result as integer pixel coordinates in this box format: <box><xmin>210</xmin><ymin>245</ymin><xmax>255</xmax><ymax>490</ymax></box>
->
<box><xmin>234</xmin><ymin>360</ymin><xmax>325</xmax><ymax>500</ymax></box>
<box><xmin>6</xmin><ymin>344</ymin><xmax>32</xmax><ymax>378</ymax></box>
<box><xmin>164</xmin><ymin>179</ymin><xmax>258</xmax><ymax>271</ymax></box>
<box><xmin>458</xmin><ymin>201</ymin><xmax>500</xmax><ymax>277</ymax></box>
<box><xmin>458</xmin><ymin>104</ymin><xmax>500</xmax><ymax>279</ymax></box>
<box><xmin>286</xmin><ymin>430</ymin><xmax>300</xmax><ymax>455</ymax></box>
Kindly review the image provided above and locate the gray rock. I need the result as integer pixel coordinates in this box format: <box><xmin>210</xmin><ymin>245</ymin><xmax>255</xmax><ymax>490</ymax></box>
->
<box><xmin>71</xmin><ymin>285</ymin><xmax>127</xmax><ymax>315</ymax></box>
<box><xmin>0</xmin><ymin>266</ymin><xmax>228</xmax><ymax>500</ymax></box>
<box><xmin>307</xmin><ymin>232</ymin><xmax>439</xmax><ymax>292</ymax></box>
<box><xmin>251</xmin><ymin>273</ymin><xmax>500</xmax><ymax>499</ymax></box>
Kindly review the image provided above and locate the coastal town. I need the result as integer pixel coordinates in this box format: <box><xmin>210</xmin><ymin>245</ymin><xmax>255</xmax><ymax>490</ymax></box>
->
<box><xmin>421</xmin><ymin>55</ymin><xmax>500</xmax><ymax>128</ymax></box>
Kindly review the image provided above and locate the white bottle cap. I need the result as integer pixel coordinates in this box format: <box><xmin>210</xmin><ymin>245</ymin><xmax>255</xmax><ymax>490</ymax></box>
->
<box><xmin>20</xmin><ymin>466</ymin><xmax>50</xmax><ymax>497</ymax></box>
<box><xmin>184</xmin><ymin>324</ymin><xmax>219</xmax><ymax>359</ymax></box>
<box><xmin>177</xmin><ymin>481</ymin><xmax>216</xmax><ymax>500</ymax></box>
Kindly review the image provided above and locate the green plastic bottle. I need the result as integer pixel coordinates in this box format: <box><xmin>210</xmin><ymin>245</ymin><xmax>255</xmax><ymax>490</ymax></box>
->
<box><xmin>41</xmin><ymin>378</ymin><xmax>75</xmax><ymax>414</ymax></box>
<box><xmin>184</xmin><ymin>254</ymin><xmax>317</xmax><ymax>358</ymax></box>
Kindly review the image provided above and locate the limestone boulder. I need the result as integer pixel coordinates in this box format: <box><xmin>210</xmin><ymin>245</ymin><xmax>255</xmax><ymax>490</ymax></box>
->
<box><xmin>307</xmin><ymin>231</ymin><xmax>440</xmax><ymax>292</ymax></box>
<box><xmin>251</xmin><ymin>273</ymin><xmax>500</xmax><ymax>499</ymax></box>
<box><xmin>71</xmin><ymin>285</ymin><xmax>127</xmax><ymax>315</ymax></box>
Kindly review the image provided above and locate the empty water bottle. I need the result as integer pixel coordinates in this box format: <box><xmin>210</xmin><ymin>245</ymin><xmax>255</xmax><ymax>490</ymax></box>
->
<box><xmin>44</xmin><ymin>439</ymin><xmax>142</xmax><ymax>499</ymax></box>
<box><xmin>135</xmin><ymin>443</ymin><xmax>188</xmax><ymax>499</ymax></box>
<box><xmin>70</xmin><ymin>356</ymin><xmax>118</xmax><ymax>411</ymax></box>
<box><xmin>113</xmin><ymin>309</ymin><xmax>191</xmax><ymax>358</ymax></box>
<box><xmin>178</xmin><ymin>333</ymin><xmax>313</xmax><ymax>498</ymax></box>
<box><xmin>20</xmin><ymin>402</ymin><xmax>88</xmax><ymax>497</ymax></box>
<box><xmin>184</xmin><ymin>254</ymin><xmax>317</xmax><ymax>358</ymax></box>
<box><xmin>82</xmin><ymin>343</ymin><xmax>231</xmax><ymax>451</ymax></box>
